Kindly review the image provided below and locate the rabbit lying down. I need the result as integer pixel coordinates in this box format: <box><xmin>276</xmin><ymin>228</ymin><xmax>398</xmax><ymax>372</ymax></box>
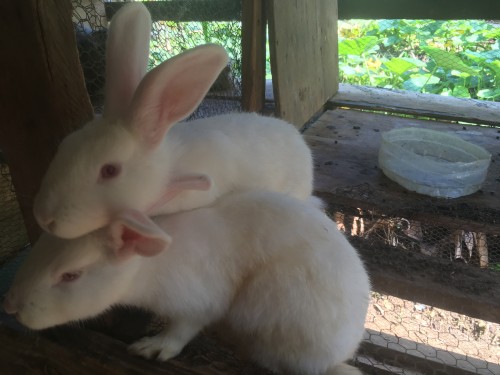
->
<box><xmin>34</xmin><ymin>2</ymin><xmax>313</xmax><ymax>239</ymax></box>
<box><xmin>5</xmin><ymin>190</ymin><xmax>370</xmax><ymax>375</ymax></box>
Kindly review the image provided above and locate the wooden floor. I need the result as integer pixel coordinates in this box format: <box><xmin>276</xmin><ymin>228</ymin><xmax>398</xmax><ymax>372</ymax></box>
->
<box><xmin>1</xmin><ymin>86</ymin><xmax>499</xmax><ymax>374</ymax></box>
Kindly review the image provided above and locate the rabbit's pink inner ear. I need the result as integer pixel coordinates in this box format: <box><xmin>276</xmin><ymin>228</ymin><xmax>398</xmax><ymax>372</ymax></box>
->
<box><xmin>122</xmin><ymin>226</ymin><xmax>167</xmax><ymax>258</ymax></box>
<box><xmin>111</xmin><ymin>210</ymin><xmax>172</xmax><ymax>259</ymax></box>
<box><xmin>146</xmin><ymin>174</ymin><xmax>213</xmax><ymax>214</ymax></box>
<box><xmin>128</xmin><ymin>44</ymin><xmax>229</xmax><ymax>148</ymax></box>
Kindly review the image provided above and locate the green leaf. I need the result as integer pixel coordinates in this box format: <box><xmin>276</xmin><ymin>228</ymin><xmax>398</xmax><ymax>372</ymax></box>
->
<box><xmin>403</xmin><ymin>74</ymin><xmax>440</xmax><ymax>91</ymax></box>
<box><xmin>483</xmin><ymin>28</ymin><xmax>500</xmax><ymax>39</ymax></box>
<box><xmin>383</xmin><ymin>58</ymin><xmax>418</xmax><ymax>76</ymax></box>
<box><xmin>485</xmin><ymin>60</ymin><xmax>500</xmax><ymax>84</ymax></box>
<box><xmin>478</xmin><ymin>88</ymin><xmax>500</xmax><ymax>100</ymax></box>
<box><xmin>422</xmin><ymin>47</ymin><xmax>477</xmax><ymax>76</ymax></box>
<box><xmin>452</xmin><ymin>86</ymin><xmax>470</xmax><ymax>98</ymax></box>
<box><xmin>338</xmin><ymin>36</ymin><xmax>379</xmax><ymax>56</ymax></box>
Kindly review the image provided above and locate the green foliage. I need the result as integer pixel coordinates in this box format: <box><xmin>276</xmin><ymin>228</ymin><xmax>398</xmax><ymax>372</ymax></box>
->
<box><xmin>338</xmin><ymin>19</ymin><xmax>500</xmax><ymax>101</ymax></box>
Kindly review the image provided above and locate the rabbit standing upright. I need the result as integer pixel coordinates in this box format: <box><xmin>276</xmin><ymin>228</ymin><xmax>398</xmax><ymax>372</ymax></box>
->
<box><xmin>6</xmin><ymin>190</ymin><xmax>370</xmax><ymax>375</ymax></box>
<box><xmin>33</xmin><ymin>2</ymin><xmax>314</xmax><ymax>239</ymax></box>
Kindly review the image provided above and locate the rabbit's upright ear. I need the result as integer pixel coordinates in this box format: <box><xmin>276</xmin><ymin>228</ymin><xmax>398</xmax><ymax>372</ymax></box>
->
<box><xmin>110</xmin><ymin>210</ymin><xmax>172</xmax><ymax>260</ymax></box>
<box><xmin>127</xmin><ymin>44</ymin><xmax>229</xmax><ymax>149</ymax></box>
<box><xmin>104</xmin><ymin>3</ymin><xmax>152</xmax><ymax>120</ymax></box>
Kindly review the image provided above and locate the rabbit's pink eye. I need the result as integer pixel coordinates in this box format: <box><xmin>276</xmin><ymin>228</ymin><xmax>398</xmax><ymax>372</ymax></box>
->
<box><xmin>60</xmin><ymin>271</ymin><xmax>81</xmax><ymax>283</ymax></box>
<box><xmin>100</xmin><ymin>163</ymin><xmax>121</xmax><ymax>180</ymax></box>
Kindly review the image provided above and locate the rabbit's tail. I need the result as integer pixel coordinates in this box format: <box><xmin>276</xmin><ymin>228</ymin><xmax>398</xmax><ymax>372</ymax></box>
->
<box><xmin>326</xmin><ymin>363</ymin><xmax>363</xmax><ymax>375</ymax></box>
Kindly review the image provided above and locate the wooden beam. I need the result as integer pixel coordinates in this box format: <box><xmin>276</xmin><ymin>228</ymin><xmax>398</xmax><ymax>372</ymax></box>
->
<box><xmin>105</xmin><ymin>1</ymin><xmax>242</xmax><ymax>22</ymax></box>
<box><xmin>0</xmin><ymin>0</ymin><xmax>93</xmax><ymax>242</ymax></box>
<box><xmin>329</xmin><ymin>84</ymin><xmax>500</xmax><ymax>126</ymax></box>
<box><xmin>338</xmin><ymin>0</ymin><xmax>500</xmax><ymax>20</ymax></box>
<box><xmin>241</xmin><ymin>0</ymin><xmax>266</xmax><ymax>112</ymax></box>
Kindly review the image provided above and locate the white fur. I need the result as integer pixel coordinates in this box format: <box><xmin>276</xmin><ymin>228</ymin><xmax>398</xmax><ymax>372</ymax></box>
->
<box><xmin>33</xmin><ymin>3</ymin><xmax>313</xmax><ymax>239</ymax></box>
<box><xmin>6</xmin><ymin>191</ymin><xmax>369</xmax><ymax>375</ymax></box>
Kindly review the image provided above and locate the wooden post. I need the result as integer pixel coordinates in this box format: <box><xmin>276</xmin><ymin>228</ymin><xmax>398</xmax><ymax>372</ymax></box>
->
<box><xmin>268</xmin><ymin>0</ymin><xmax>338</xmax><ymax>127</ymax></box>
<box><xmin>241</xmin><ymin>0</ymin><xmax>266</xmax><ymax>112</ymax></box>
<box><xmin>0</xmin><ymin>0</ymin><xmax>93</xmax><ymax>242</ymax></box>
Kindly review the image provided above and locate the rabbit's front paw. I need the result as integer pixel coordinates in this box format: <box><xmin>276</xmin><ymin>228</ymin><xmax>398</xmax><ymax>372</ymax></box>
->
<box><xmin>128</xmin><ymin>334</ymin><xmax>184</xmax><ymax>361</ymax></box>
<box><xmin>128</xmin><ymin>321</ymin><xmax>202</xmax><ymax>361</ymax></box>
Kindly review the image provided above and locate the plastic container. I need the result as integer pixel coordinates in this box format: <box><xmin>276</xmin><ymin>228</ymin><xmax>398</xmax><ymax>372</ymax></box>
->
<box><xmin>378</xmin><ymin>128</ymin><xmax>491</xmax><ymax>198</ymax></box>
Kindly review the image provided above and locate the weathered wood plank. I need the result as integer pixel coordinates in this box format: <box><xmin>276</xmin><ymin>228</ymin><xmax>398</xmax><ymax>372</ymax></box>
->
<box><xmin>241</xmin><ymin>0</ymin><xmax>266</xmax><ymax>112</ymax></box>
<box><xmin>0</xmin><ymin>324</ymin><xmax>273</xmax><ymax>375</ymax></box>
<box><xmin>0</xmin><ymin>0</ymin><xmax>93</xmax><ymax>242</ymax></box>
<box><xmin>105</xmin><ymin>1</ymin><xmax>242</xmax><ymax>22</ymax></box>
<box><xmin>329</xmin><ymin>84</ymin><xmax>500</xmax><ymax>126</ymax></box>
<box><xmin>337</xmin><ymin>0</ymin><xmax>500</xmax><ymax>20</ymax></box>
<box><xmin>268</xmin><ymin>0</ymin><xmax>338</xmax><ymax>127</ymax></box>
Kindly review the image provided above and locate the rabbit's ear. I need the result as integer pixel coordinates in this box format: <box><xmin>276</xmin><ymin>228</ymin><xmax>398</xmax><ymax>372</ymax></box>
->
<box><xmin>146</xmin><ymin>174</ymin><xmax>213</xmax><ymax>214</ymax></box>
<box><xmin>110</xmin><ymin>210</ymin><xmax>172</xmax><ymax>260</ymax></box>
<box><xmin>127</xmin><ymin>44</ymin><xmax>229</xmax><ymax>149</ymax></box>
<box><xmin>103</xmin><ymin>3</ymin><xmax>152</xmax><ymax>120</ymax></box>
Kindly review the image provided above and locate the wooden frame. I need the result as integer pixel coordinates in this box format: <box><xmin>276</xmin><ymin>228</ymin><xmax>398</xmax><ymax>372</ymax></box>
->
<box><xmin>241</xmin><ymin>0</ymin><xmax>267</xmax><ymax>112</ymax></box>
<box><xmin>330</xmin><ymin>84</ymin><xmax>500</xmax><ymax>126</ymax></box>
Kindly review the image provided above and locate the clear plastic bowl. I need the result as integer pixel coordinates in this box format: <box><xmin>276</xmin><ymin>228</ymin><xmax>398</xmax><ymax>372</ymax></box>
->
<box><xmin>378</xmin><ymin>128</ymin><xmax>491</xmax><ymax>198</ymax></box>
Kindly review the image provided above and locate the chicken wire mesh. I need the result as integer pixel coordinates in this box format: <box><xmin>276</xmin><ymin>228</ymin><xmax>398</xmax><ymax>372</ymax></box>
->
<box><xmin>330</xmin><ymin>199</ymin><xmax>500</xmax><ymax>271</ymax></box>
<box><xmin>357</xmin><ymin>293</ymin><xmax>499</xmax><ymax>375</ymax></box>
<box><xmin>72</xmin><ymin>0</ymin><xmax>243</xmax><ymax>114</ymax></box>
<box><xmin>328</xmin><ymin>200</ymin><xmax>500</xmax><ymax>374</ymax></box>
<box><xmin>338</xmin><ymin>19</ymin><xmax>500</xmax><ymax>102</ymax></box>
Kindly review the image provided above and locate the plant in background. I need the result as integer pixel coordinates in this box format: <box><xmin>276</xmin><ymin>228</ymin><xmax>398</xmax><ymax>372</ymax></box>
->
<box><xmin>338</xmin><ymin>19</ymin><xmax>500</xmax><ymax>101</ymax></box>
<box><xmin>148</xmin><ymin>19</ymin><xmax>498</xmax><ymax>101</ymax></box>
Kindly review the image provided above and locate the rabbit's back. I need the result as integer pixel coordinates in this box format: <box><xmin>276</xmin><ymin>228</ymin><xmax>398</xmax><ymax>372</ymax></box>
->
<box><xmin>216</xmin><ymin>191</ymin><xmax>370</xmax><ymax>374</ymax></box>
<box><xmin>167</xmin><ymin>112</ymin><xmax>313</xmax><ymax>199</ymax></box>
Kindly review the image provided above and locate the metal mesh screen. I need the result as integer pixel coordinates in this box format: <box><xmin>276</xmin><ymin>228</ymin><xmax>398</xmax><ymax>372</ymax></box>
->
<box><xmin>338</xmin><ymin>19</ymin><xmax>500</xmax><ymax>102</ymax></box>
<box><xmin>330</xmin><ymin>200</ymin><xmax>500</xmax><ymax>271</ymax></box>
<box><xmin>358</xmin><ymin>293</ymin><xmax>499</xmax><ymax>374</ymax></box>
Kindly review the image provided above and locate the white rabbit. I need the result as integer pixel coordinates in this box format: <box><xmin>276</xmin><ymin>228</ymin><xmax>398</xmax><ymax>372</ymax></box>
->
<box><xmin>6</xmin><ymin>190</ymin><xmax>370</xmax><ymax>375</ymax></box>
<box><xmin>34</xmin><ymin>2</ymin><xmax>313</xmax><ymax>239</ymax></box>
